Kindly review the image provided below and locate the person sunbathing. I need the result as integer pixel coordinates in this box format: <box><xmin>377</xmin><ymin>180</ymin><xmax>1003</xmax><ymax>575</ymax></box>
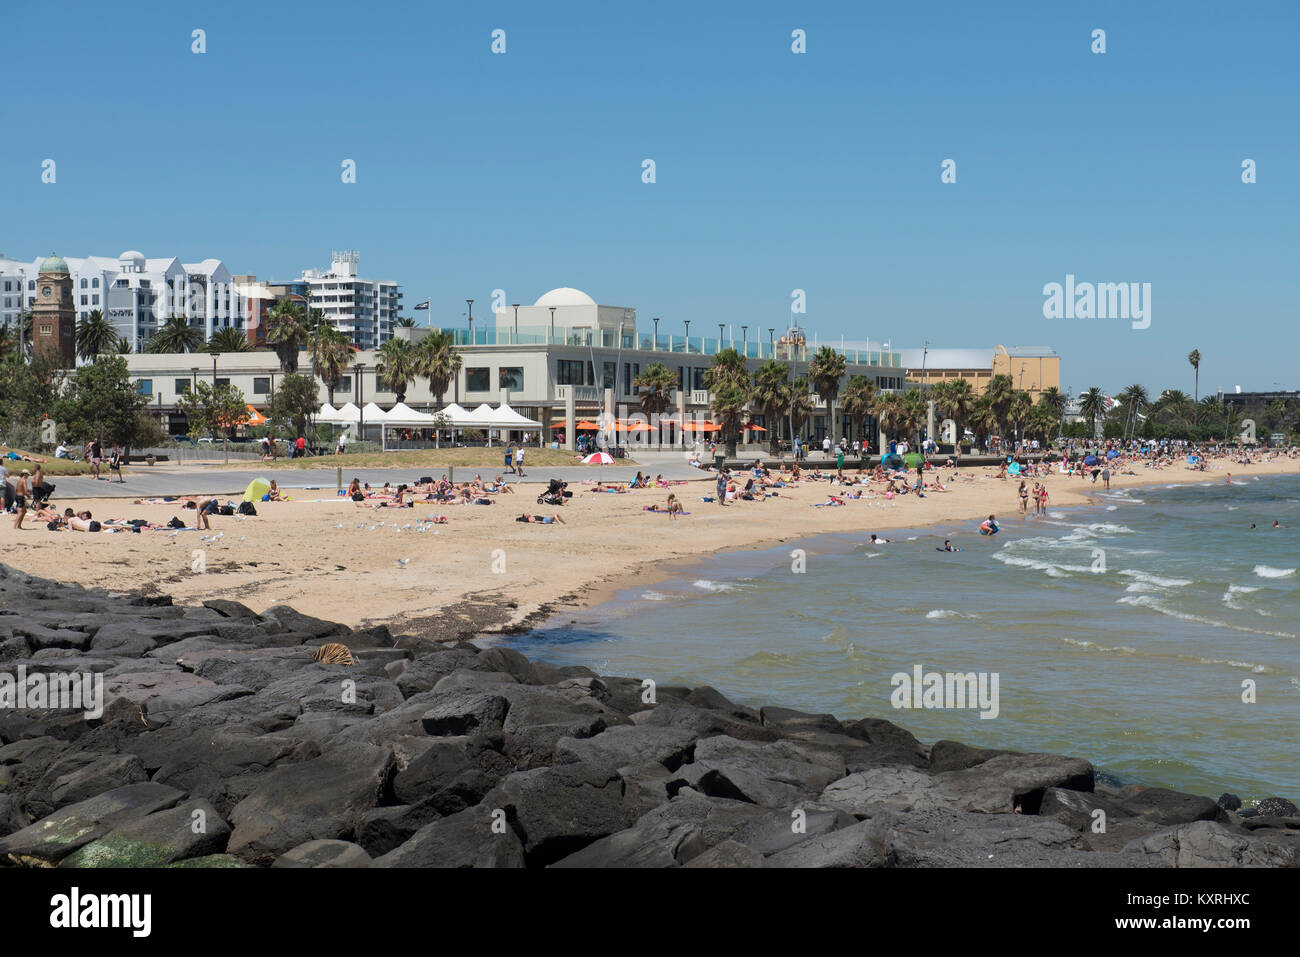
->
<box><xmin>516</xmin><ymin>512</ymin><xmax>566</xmax><ymax>524</ymax></box>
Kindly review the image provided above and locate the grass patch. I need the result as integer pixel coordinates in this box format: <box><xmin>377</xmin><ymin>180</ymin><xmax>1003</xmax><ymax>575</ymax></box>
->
<box><xmin>0</xmin><ymin>448</ymin><xmax>95</xmax><ymax>475</ymax></box>
<box><xmin>230</xmin><ymin>447</ymin><xmax>638</xmax><ymax>470</ymax></box>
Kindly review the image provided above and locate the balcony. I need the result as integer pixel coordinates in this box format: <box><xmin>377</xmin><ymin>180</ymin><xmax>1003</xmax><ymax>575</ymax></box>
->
<box><xmin>555</xmin><ymin>384</ymin><xmax>601</xmax><ymax>403</ymax></box>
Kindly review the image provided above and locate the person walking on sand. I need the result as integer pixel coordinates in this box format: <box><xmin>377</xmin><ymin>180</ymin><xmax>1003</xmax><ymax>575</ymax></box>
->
<box><xmin>716</xmin><ymin>468</ymin><xmax>728</xmax><ymax>506</ymax></box>
<box><xmin>1101</xmin><ymin>465</ymin><xmax>1111</xmax><ymax>490</ymax></box>
<box><xmin>514</xmin><ymin>443</ymin><xmax>526</xmax><ymax>477</ymax></box>
<box><xmin>89</xmin><ymin>436</ymin><xmax>103</xmax><ymax>480</ymax></box>
<box><xmin>336</xmin><ymin>430</ymin><xmax>348</xmax><ymax>455</ymax></box>
<box><xmin>11</xmin><ymin>470</ymin><xmax>30</xmax><ymax>529</ymax></box>
<box><xmin>504</xmin><ymin>443</ymin><xmax>516</xmax><ymax>475</ymax></box>
<box><xmin>1018</xmin><ymin>480</ymin><xmax>1029</xmax><ymax>516</ymax></box>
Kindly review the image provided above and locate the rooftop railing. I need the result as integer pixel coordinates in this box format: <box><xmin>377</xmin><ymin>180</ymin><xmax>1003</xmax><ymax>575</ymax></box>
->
<box><xmin>433</xmin><ymin>326</ymin><xmax>902</xmax><ymax>367</ymax></box>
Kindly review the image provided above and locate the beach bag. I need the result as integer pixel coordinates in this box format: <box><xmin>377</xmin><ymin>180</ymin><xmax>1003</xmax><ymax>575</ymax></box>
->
<box><xmin>238</xmin><ymin>501</ymin><xmax>257</xmax><ymax>516</ymax></box>
<box><xmin>168</xmin><ymin>516</ymin><xmax>186</xmax><ymax>529</ymax></box>
<box><xmin>218</xmin><ymin>504</ymin><xmax>236</xmax><ymax>516</ymax></box>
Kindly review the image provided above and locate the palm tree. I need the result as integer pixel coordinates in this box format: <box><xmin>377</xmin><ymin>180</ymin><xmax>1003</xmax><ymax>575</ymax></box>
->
<box><xmin>394</xmin><ymin>316</ymin><xmax>416</xmax><ymax>328</ymax></box>
<box><xmin>984</xmin><ymin>373</ymin><xmax>1016</xmax><ymax>443</ymax></box>
<box><xmin>1037</xmin><ymin>386</ymin><xmax>1066</xmax><ymax>417</ymax></box>
<box><xmin>1027</xmin><ymin>403</ymin><xmax>1058</xmax><ymax>444</ymax></box>
<box><xmin>148</xmin><ymin>316</ymin><xmax>203</xmax><ymax>354</ymax></box>
<box><xmin>808</xmin><ymin>346</ymin><xmax>847</xmax><ymax>443</ymax></box>
<box><xmin>1187</xmin><ymin>349</ymin><xmax>1201</xmax><ymax>423</ymax></box>
<box><xmin>750</xmin><ymin>359</ymin><xmax>792</xmax><ymax>454</ymax></box>
<box><xmin>264</xmin><ymin>299</ymin><xmax>309</xmax><ymax>373</ymax></box>
<box><xmin>310</xmin><ymin>324</ymin><xmax>354</xmax><ymax>405</ymax></box>
<box><xmin>114</xmin><ymin>336</ymin><xmax>133</xmax><ymax>354</ymax></box>
<box><xmin>1008</xmin><ymin>390</ymin><xmax>1032</xmax><ymax>445</ymax></box>
<box><xmin>207</xmin><ymin>327</ymin><xmax>250</xmax><ymax>353</ymax></box>
<box><xmin>710</xmin><ymin>382</ymin><xmax>749</xmax><ymax>457</ymax></box>
<box><xmin>1079</xmin><ymin>387</ymin><xmax>1106</xmax><ymax>439</ymax></box>
<box><xmin>969</xmin><ymin>394</ymin><xmax>998</xmax><ymax>449</ymax></box>
<box><xmin>76</xmin><ymin>309</ymin><xmax>118</xmax><ymax>360</ymax></box>
<box><xmin>931</xmin><ymin>378</ymin><xmax>975</xmax><ymax>455</ymax></box>
<box><xmin>376</xmin><ymin>337</ymin><xmax>418</xmax><ymax>403</ymax></box>
<box><xmin>633</xmin><ymin>362</ymin><xmax>678</xmax><ymax>417</ymax></box>
<box><xmin>840</xmin><ymin>375</ymin><xmax>878</xmax><ymax>454</ymax></box>
<box><xmin>869</xmin><ymin>391</ymin><xmax>905</xmax><ymax>447</ymax></box>
<box><xmin>1117</xmin><ymin>383</ymin><xmax>1148</xmax><ymax>439</ymax></box>
<box><xmin>415</xmin><ymin>329</ymin><xmax>462</xmax><ymax>405</ymax></box>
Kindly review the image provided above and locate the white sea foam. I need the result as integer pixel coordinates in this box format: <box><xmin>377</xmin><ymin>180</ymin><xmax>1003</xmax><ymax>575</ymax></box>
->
<box><xmin>1254</xmin><ymin>565</ymin><xmax>1296</xmax><ymax>579</ymax></box>
<box><xmin>1196</xmin><ymin>656</ymin><xmax>1270</xmax><ymax>673</ymax></box>
<box><xmin>693</xmin><ymin>579</ymin><xmax>739</xmax><ymax>592</ymax></box>
<box><xmin>1118</xmin><ymin>569</ymin><xmax>1193</xmax><ymax>589</ymax></box>
<box><xmin>925</xmin><ymin>609</ymin><xmax>961</xmax><ymax>620</ymax></box>
<box><xmin>640</xmin><ymin>590</ymin><xmax>669</xmax><ymax>601</ymax></box>
<box><xmin>1117</xmin><ymin>594</ymin><xmax>1296</xmax><ymax>638</ymax></box>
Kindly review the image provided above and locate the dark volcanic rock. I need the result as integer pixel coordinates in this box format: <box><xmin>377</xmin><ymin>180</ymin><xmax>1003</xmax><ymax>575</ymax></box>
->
<box><xmin>0</xmin><ymin>782</ymin><xmax>184</xmax><ymax>866</ymax></box>
<box><xmin>484</xmin><ymin>762</ymin><xmax>632</xmax><ymax>867</ymax></box>
<box><xmin>226</xmin><ymin>743</ymin><xmax>395</xmax><ymax>863</ymax></box>
<box><xmin>357</xmin><ymin>800</ymin><xmax>444</xmax><ymax>857</ymax></box>
<box><xmin>372</xmin><ymin>805</ymin><xmax>525</xmax><ymax>868</ymax></box>
<box><xmin>1257</xmin><ymin>797</ymin><xmax>1299</xmax><ymax>818</ymax></box>
<box><xmin>1110</xmin><ymin>786</ymin><xmax>1225</xmax><ymax>826</ymax></box>
<box><xmin>272</xmin><ymin>839</ymin><xmax>372</xmax><ymax>868</ymax></box>
<box><xmin>62</xmin><ymin>798</ymin><xmax>230</xmax><ymax>867</ymax></box>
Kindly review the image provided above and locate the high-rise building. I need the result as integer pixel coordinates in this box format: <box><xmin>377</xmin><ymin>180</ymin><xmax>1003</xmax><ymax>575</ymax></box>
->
<box><xmin>297</xmin><ymin>251</ymin><xmax>401</xmax><ymax>350</ymax></box>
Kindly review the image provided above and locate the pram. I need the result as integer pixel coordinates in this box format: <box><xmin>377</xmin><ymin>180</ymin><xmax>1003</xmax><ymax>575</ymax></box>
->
<box><xmin>537</xmin><ymin>479</ymin><xmax>573</xmax><ymax>506</ymax></box>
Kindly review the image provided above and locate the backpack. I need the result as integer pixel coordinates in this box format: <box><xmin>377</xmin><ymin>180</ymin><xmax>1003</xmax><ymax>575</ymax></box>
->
<box><xmin>218</xmin><ymin>503</ymin><xmax>236</xmax><ymax>516</ymax></box>
<box><xmin>237</xmin><ymin>501</ymin><xmax>257</xmax><ymax>516</ymax></box>
<box><xmin>168</xmin><ymin>516</ymin><xmax>186</xmax><ymax>529</ymax></box>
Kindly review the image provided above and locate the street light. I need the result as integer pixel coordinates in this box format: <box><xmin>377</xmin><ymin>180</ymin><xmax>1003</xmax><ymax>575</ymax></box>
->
<box><xmin>466</xmin><ymin>299</ymin><xmax>474</xmax><ymax>343</ymax></box>
<box><xmin>741</xmin><ymin>325</ymin><xmax>748</xmax><ymax>354</ymax></box>
<box><xmin>549</xmin><ymin>306</ymin><xmax>556</xmax><ymax>341</ymax></box>
<box><xmin>512</xmin><ymin>303</ymin><xmax>520</xmax><ymax>340</ymax></box>
<box><xmin>718</xmin><ymin>323</ymin><xmax>725</xmax><ymax>349</ymax></box>
<box><xmin>684</xmin><ymin>320</ymin><xmax>691</xmax><ymax>352</ymax></box>
<box><xmin>652</xmin><ymin>316</ymin><xmax>660</xmax><ymax>349</ymax></box>
<box><xmin>356</xmin><ymin>362</ymin><xmax>366</xmax><ymax>439</ymax></box>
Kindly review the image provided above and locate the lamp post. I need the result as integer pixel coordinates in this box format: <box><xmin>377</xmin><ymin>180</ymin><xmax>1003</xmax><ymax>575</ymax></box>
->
<box><xmin>512</xmin><ymin>303</ymin><xmax>519</xmax><ymax>340</ymax></box>
<box><xmin>652</xmin><ymin>316</ymin><xmax>659</xmax><ymax>350</ymax></box>
<box><xmin>356</xmin><ymin>362</ymin><xmax>366</xmax><ymax>441</ymax></box>
<box><xmin>741</xmin><ymin>325</ymin><xmax>748</xmax><ymax>355</ymax></box>
<box><xmin>466</xmin><ymin>299</ymin><xmax>474</xmax><ymax>343</ymax></box>
<box><xmin>684</xmin><ymin>320</ymin><xmax>691</xmax><ymax>353</ymax></box>
<box><xmin>718</xmin><ymin>323</ymin><xmax>725</xmax><ymax>350</ymax></box>
<box><xmin>769</xmin><ymin>328</ymin><xmax>775</xmax><ymax>357</ymax></box>
<box><xmin>549</xmin><ymin>306</ymin><xmax>556</xmax><ymax>341</ymax></box>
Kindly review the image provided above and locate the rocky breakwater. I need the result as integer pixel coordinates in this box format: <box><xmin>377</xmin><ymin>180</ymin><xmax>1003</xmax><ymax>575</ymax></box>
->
<box><xmin>1</xmin><ymin>562</ymin><xmax>1298</xmax><ymax>868</ymax></box>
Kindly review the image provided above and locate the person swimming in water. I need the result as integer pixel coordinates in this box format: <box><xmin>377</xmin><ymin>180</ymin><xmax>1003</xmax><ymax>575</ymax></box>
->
<box><xmin>937</xmin><ymin>539</ymin><xmax>960</xmax><ymax>552</ymax></box>
<box><xmin>979</xmin><ymin>514</ymin><xmax>999</xmax><ymax>536</ymax></box>
<box><xmin>869</xmin><ymin>533</ymin><xmax>891</xmax><ymax>545</ymax></box>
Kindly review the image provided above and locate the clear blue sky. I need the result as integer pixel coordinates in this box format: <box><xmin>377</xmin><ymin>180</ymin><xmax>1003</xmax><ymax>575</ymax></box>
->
<box><xmin>3</xmin><ymin>1</ymin><xmax>1296</xmax><ymax>397</ymax></box>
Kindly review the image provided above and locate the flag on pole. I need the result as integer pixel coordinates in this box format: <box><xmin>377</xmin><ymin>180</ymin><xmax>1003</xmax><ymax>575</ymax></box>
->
<box><xmin>414</xmin><ymin>298</ymin><xmax>432</xmax><ymax>326</ymax></box>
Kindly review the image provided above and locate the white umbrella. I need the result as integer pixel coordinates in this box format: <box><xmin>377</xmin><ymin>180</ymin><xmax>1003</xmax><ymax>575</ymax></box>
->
<box><xmin>582</xmin><ymin>451</ymin><xmax>614</xmax><ymax>465</ymax></box>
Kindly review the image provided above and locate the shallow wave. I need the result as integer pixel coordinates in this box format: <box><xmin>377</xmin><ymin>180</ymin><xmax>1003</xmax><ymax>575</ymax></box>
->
<box><xmin>1116</xmin><ymin>594</ymin><xmax>1296</xmax><ymax>639</ymax></box>
<box><xmin>640</xmin><ymin>590</ymin><xmax>670</xmax><ymax>601</ymax></box>
<box><xmin>991</xmin><ymin>552</ymin><xmax>1094</xmax><ymax>575</ymax></box>
<box><xmin>924</xmin><ymin>609</ymin><xmax>969</xmax><ymax>620</ymax></box>
<box><xmin>1118</xmin><ymin>569</ymin><xmax>1193</xmax><ymax>589</ymax></box>
<box><xmin>693</xmin><ymin>579</ymin><xmax>741</xmax><ymax>592</ymax></box>
<box><xmin>1253</xmin><ymin>565</ymin><xmax>1296</xmax><ymax>580</ymax></box>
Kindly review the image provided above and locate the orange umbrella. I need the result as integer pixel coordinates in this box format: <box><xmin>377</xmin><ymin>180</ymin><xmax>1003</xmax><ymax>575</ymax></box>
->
<box><xmin>743</xmin><ymin>423</ymin><xmax>768</xmax><ymax>432</ymax></box>
<box><xmin>682</xmin><ymin>421</ymin><xmax>721</xmax><ymax>432</ymax></box>
<box><xmin>550</xmin><ymin>421</ymin><xmax>600</xmax><ymax>430</ymax></box>
<box><xmin>615</xmin><ymin>420</ymin><xmax>654</xmax><ymax>432</ymax></box>
<box><xmin>244</xmin><ymin>404</ymin><xmax>267</xmax><ymax>426</ymax></box>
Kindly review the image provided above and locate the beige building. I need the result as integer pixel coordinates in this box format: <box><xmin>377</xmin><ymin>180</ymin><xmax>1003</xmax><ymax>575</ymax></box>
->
<box><xmin>897</xmin><ymin>344</ymin><xmax>1061</xmax><ymax>400</ymax></box>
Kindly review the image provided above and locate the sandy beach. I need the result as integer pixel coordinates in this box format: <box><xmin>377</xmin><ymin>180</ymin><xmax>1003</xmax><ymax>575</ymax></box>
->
<box><xmin>5</xmin><ymin>456</ymin><xmax>1297</xmax><ymax>636</ymax></box>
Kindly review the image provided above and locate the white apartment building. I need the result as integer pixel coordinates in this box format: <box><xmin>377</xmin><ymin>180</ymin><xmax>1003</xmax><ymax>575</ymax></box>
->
<box><xmin>0</xmin><ymin>250</ymin><xmax>237</xmax><ymax>351</ymax></box>
<box><xmin>298</xmin><ymin>251</ymin><xmax>402</xmax><ymax>350</ymax></box>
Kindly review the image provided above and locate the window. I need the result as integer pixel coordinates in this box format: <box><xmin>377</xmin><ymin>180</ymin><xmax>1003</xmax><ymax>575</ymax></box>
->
<box><xmin>27</xmin><ymin>280</ymin><xmax>34</xmax><ymax>290</ymax></box>
<box><xmin>175</xmin><ymin>379</ymin><xmax>191</xmax><ymax>395</ymax></box>
<box><xmin>557</xmin><ymin>359</ymin><xmax>585</xmax><ymax>386</ymax></box>
<box><xmin>338</xmin><ymin>375</ymin><xmax>352</xmax><ymax>393</ymax></box>
<box><xmin>137</xmin><ymin>379</ymin><xmax>153</xmax><ymax>396</ymax></box>
<box><xmin>80</xmin><ymin>278</ymin><xmax>88</xmax><ymax>288</ymax></box>
<box><xmin>602</xmin><ymin>362</ymin><xmax>616</xmax><ymax>391</ymax></box>
<box><xmin>92</xmin><ymin>295</ymin><xmax>99</xmax><ymax>305</ymax></box>
<box><xmin>39</xmin><ymin>324</ymin><xmax>52</xmax><ymax>336</ymax></box>
<box><xmin>2</xmin><ymin>280</ymin><xmax>10</xmax><ymax>291</ymax></box>
<box><xmin>92</xmin><ymin>278</ymin><xmax>99</xmax><ymax>288</ymax></box>
<box><xmin>624</xmin><ymin>363</ymin><xmax>640</xmax><ymax>395</ymax></box>
<box><xmin>466</xmin><ymin>367</ymin><xmax>491</xmax><ymax>392</ymax></box>
<box><xmin>81</xmin><ymin>295</ymin><xmax>88</xmax><ymax>305</ymax></box>
<box><xmin>498</xmin><ymin>367</ymin><xmax>524</xmax><ymax>391</ymax></box>
<box><xmin>692</xmin><ymin>368</ymin><xmax>707</xmax><ymax>391</ymax></box>
<box><xmin>253</xmin><ymin>377</ymin><xmax>270</xmax><ymax>395</ymax></box>
<box><xmin>215</xmin><ymin>377</ymin><xmax>230</xmax><ymax>387</ymax></box>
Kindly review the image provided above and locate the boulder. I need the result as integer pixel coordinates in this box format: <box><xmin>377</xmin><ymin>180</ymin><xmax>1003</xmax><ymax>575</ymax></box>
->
<box><xmin>1109</xmin><ymin>787</ymin><xmax>1225</xmax><ymax>826</ymax></box>
<box><xmin>357</xmin><ymin>801</ymin><xmax>444</xmax><ymax>857</ymax></box>
<box><xmin>226</xmin><ymin>743</ymin><xmax>395</xmax><ymax>863</ymax></box>
<box><xmin>391</xmin><ymin>734</ymin><xmax>513</xmax><ymax>805</ymax></box>
<box><xmin>372</xmin><ymin>805</ymin><xmax>525</xmax><ymax>868</ymax></box>
<box><xmin>272</xmin><ymin>839</ymin><xmax>372</xmax><ymax>868</ymax></box>
<box><xmin>1124</xmin><ymin>820</ymin><xmax>1300</xmax><ymax>867</ymax></box>
<box><xmin>0</xmin><ymin>782</ymin><xmax>184</xmax><ymax>866</ymax></box>
<box><xmin>631</xmin><ymin>699</ymin><xmax>778</xmax><ymax>743</ymax></box>
<box><xmin>550</xmin><ymin>791</ymin><xmax>766</xmax><ymax>868</ymax></box>
<box><xmin>485</xmin><ymin>762</ymin><xmax>632</xmax><ymax>866</ymax></box>
<box><xmin>683</xmin><ymin>839</ymin><xmax>764</xmax><ymax>868</ymax></box>
<box><xmin>554</xmin><ymin>725</ymin><xmax>697</xmax><ymax>773</ymax></box>
<box><xmin>61</xmin><ymin>798</ymin><xmax>230</xmax><ymax>867</ymax></box>
<box><xmin>421</xmin><ymin>689</ymin><xmax>511</xmax><ymax>737</ymax></box>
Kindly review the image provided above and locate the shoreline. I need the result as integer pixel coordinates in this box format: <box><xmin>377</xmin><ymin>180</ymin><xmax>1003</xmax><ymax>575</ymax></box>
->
<box><xmin>3</xmin><ymin>457</ymin><xmax>1296</xmax><ymax>637</ymax></box>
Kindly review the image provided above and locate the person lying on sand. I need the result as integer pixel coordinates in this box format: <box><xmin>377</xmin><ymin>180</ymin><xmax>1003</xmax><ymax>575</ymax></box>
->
<box><xmin>516</xmin><ymin>512</ymin><xmax>566</xmax><ymax>524</ymax></box>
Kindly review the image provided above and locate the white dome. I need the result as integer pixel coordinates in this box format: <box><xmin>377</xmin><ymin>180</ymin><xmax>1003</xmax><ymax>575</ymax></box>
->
<box><xmin>119</xmin><ymin>250</ymin><xmax>145</xmax><ymax>262</ymax></box>
<box><xmin>534</xmin><ymin>287</ymin><xmax>595</xmax><ymax>308</ymax></box>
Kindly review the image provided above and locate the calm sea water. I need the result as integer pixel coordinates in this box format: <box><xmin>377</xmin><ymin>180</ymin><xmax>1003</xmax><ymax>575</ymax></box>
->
<box><xmin>489</xmin><ymin>474</ymin><xmax>1300</xmax><ymax>803</ymax></box>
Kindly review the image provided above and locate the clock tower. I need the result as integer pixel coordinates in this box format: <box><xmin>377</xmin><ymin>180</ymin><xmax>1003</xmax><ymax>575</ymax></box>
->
<box><xmin>32</xmin><ymin>253</ymin><xmax>76</xmax><ymax>366</ymax></box>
